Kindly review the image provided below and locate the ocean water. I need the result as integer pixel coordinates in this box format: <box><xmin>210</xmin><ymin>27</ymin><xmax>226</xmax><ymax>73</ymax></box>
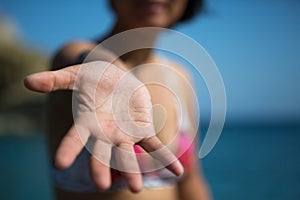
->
<box><xmin>202</xmin><ymin>125</ymin><xmax>300</xmax><ymax>200</ymax></box>
<box><xmin>0</xmin><ymin>125</ymin><xmax>299</xmax><ymax>200</ymax></box>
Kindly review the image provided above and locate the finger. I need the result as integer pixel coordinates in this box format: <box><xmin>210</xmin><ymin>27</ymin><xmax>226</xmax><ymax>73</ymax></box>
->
<box><xmin>24</xmin><ymin>65</ymin><xmax>79</xmax><ymax>93</ymax></box>
<box><xmin>55</xmin><ymin>124</ymin><xmax>89</xmax><ymax>169</ymax></box>
<box><xmin>90</xmin><ymin>140</ymin><xmax>112</xmax><ymax>190</ymax></box>
<box><xmin>139</xmin><ymin>136</ymin><xmax>184</xmax><ymax>176</ymax></box>
<box><xmin>114</xmin><ymin>142</ymin><xmax>143</xmax><ymax>193</ymax></box>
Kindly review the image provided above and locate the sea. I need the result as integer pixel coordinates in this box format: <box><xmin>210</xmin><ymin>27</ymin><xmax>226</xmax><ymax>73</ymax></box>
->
<box><xmin>0</xmin><ymin>124</ymin><xmax>299</xmax><ymax>200</ymax></box>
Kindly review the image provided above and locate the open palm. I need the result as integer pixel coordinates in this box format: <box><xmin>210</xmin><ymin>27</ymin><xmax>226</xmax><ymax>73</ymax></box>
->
<box><xmin>24</xmin><ymin>61</ymin><xmax>183</xmax><ymax>192</ymax></box>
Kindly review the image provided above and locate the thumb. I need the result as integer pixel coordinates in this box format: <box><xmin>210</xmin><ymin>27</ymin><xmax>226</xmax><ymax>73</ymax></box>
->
<box><xmin>24</xmin><ymin>65</ymin><xmax>79</xmax><ymax>93</ymax></box>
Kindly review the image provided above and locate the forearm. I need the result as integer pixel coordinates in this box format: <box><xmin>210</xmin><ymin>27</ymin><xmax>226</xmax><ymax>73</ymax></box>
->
<box><xmin>177</xmin><ymin>161</ymin><xmax>212</xmax><ymax>200</ymax></box>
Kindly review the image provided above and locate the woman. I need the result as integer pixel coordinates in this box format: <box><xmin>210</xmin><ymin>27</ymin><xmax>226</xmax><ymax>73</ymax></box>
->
<box><xmin>25</xmin><ymin>0</ymin><xmax>211</xmax><ymax>199</ymax></box>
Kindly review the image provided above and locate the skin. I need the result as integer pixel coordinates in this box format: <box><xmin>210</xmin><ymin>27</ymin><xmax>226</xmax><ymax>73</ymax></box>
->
<box><xmin>24</xmin><ymin>0</ymin><xmax>212</xmax><ymax>199</ymax></box>
<box><xmin>24</xmin><ymin>59</ymin><xmax>183</xmax><ymax>192</ymax></box>
<box><xmin>111</xmin><ymin>0</ymin><xmax>188</xmax><ymax>29</ymax></box>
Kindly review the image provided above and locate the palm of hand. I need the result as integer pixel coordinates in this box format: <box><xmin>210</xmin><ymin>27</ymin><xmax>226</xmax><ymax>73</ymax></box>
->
<box><xmin>24</xmin><ymin>61</ymin><xmax>183</xmax><ymax>192</ymax></box>
<box><xmin>73</xmin><ymin>61</ymin><xmax>155</xmax><ymax>145</ymax></box>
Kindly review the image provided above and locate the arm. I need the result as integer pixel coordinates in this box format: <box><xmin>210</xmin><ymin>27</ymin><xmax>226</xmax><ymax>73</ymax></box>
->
<box><xmin>176</xmin><ymin>110</ymin><xmax>212</xmax><ymax>199</ymax></box>
<box><xmin>177</xmin><ymin>160</ymin><xmax>212</xmax><ymax>200</ymax></box>
<box><xmin>170</xmin><ymin>65</ymin><xmax>212</xmax><ymax>200</ymax></box>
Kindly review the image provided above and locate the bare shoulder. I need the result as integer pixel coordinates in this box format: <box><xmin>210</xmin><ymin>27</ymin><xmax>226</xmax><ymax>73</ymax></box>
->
<box><xmin>52</xmin><ymin>40</ymin><xmax>97</xmax><ymax>69</ymax></box>
<box><xmin>157</xmin><ymin>56</ymin><xmax>192</xmax><ymax>82</ymax></box>
<box><xmin>156</xmin><ymin>57</ymin><xmax>193</xmax><ymax>89</ymax></box>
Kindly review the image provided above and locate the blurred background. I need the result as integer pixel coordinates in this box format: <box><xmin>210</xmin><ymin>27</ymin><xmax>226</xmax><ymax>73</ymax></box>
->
<box><xmin>0</xmin><ymin>0</ymin><xmax>299</xmax><ymax>199</ymax></box>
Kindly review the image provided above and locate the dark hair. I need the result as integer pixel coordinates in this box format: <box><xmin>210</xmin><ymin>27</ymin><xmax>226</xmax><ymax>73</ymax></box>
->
<box><xmin>179</xmin><ymin>0</ymin><xmax>205</xmax><ymax>22</ymax></box>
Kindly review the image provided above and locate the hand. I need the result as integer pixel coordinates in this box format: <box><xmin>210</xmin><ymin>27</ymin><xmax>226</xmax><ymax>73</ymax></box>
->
<box><xmin>24</xmin><ymin>61</ymin><xmax>184</xmax><ymax>193</ymax></box>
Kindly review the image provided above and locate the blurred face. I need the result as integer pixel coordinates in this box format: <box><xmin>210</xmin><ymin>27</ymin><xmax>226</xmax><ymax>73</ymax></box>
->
<box><xmin>111</xmin><ymin>0</ymin><xmax>188</xmax><ymax>28</ymax></box>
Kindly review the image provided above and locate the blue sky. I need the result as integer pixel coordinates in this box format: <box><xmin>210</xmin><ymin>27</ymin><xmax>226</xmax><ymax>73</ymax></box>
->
<box><xmin>1</xmin><ymin>0</ymin><xmax>300</xmax><ymax>124</ymax></box>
